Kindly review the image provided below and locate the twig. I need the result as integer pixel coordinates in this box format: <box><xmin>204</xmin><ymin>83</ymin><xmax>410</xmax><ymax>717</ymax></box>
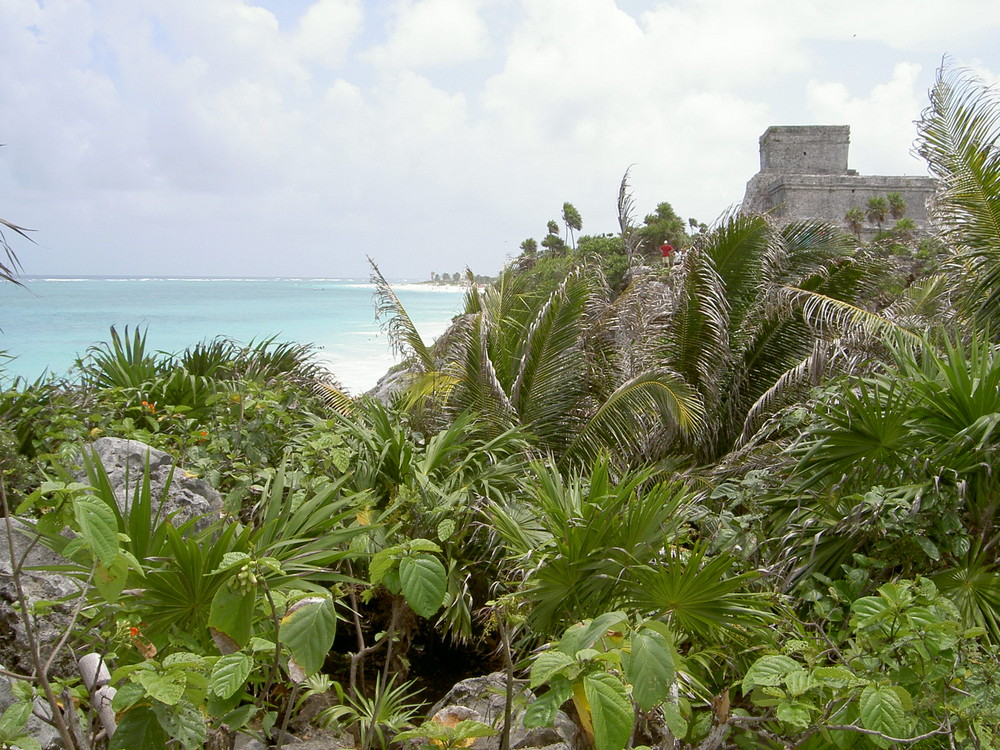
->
<box><xmin>363</xmin><ymin>598</ymin><xmax>402</xmax><ymax>750</ymax></box>
<box><xmin>498</xmin><ymin>614</ymin><xmax>514</xmax><ymax>750</ymax></box>
<box><xmin>824</xmin><ymin>723</ymin><xmax>951</xmax><ymax>744</ymax></box>
<box><xmin>1</xmin><ymin>479</ymin><xmax>79</xmax><ymax>749</ymax></box>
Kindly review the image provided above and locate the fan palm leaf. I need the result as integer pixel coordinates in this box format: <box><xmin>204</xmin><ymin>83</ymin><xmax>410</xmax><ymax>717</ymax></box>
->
<box><xmin>626</xmin><ymin>545</ymin><xmax>773</xmax><ymax>644</ymax></box>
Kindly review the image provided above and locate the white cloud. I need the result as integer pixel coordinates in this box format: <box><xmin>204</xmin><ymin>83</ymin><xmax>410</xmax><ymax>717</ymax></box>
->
<box><xmin>806</xmin><ymin>62</ymin><xmax>929</xmax><ymax>175</ymax></box>
<box><xmin>367</xmin><ymin>0</ymin><xmax>491</xmax><ymax>69</ymax></box>
<box><xmin>1</xmin><ymin>0</ymin><xmax>999</xmax><ymax>279</ymax></box>
<box><xmin>293</xmin><ymin>0</ymin><xmax>364</xmax><ymax>67</ymax></box>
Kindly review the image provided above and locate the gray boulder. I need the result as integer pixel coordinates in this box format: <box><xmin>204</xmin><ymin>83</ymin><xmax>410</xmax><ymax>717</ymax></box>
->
<box><xmin>83</xmin><ymin>437</ymin><xmax>223</xmax><ymax>530</ymax></box>
<box><xmin>428</xmin><ymin>673</ymin><xmax>582</xmax><ymax>750</ymax></box>
<box><xmin>0</xmin><ymin>518</ymin><xmax>82</xmax><ymax>677</ymax></box>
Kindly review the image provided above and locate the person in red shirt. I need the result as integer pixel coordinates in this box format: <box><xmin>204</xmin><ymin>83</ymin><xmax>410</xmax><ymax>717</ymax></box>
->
<box><xmin>660</xmin><ymin>243</ymin><xmax>674</xmax><ymax>265</ymax></box>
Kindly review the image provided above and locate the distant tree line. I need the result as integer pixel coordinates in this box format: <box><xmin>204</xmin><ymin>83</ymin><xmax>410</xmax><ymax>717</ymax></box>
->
<box><xmin>513</xmin><ymin>199</ymin><xmax>707</xmax><ymax>293</ymax></box>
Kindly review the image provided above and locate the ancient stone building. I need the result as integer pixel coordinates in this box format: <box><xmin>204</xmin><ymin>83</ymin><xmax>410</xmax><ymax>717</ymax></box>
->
<box><xmin>742</xmin><ymin>125</ymin><xmax>935</xmax><ymax>237</ymax></box>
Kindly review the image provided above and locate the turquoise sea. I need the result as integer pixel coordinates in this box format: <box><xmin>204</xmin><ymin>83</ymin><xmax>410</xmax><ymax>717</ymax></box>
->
<box><xmin>0</xmin><ymin>277</ymin><xmax>467</xmax><ymax>394</ymax></box>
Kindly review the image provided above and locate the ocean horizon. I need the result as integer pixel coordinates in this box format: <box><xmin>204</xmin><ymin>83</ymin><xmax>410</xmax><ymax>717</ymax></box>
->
<box><xmin>0</xmin><ymin>276</ymin><xmax>468</xmax><ymax>393</ymax></box>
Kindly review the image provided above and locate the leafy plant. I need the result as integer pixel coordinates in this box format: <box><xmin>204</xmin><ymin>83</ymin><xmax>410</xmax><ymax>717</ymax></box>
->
<box><xmin>317</xmin><ymin>674</ymin><xmax>424</xmax><ymax>750</ymax></box>
<box><xmin>524</xmin><ymin>612</ymin><xmax>684</xmax><ymax>750</ymax></box>
<box><xmin>742</xmin><ymin>578</ymin><xmax>1000</xmax><ymax>747</ymax></box>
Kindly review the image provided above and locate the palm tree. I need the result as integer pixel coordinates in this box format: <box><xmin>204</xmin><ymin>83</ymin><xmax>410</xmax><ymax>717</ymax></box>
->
<box><xmin>865</xmin><ymin>196</ymin><xmax>888</xmax><ymax>232</ymax></box>
<box><xmin>844</xmin><ymin>206</ymin><xmax>865</xmax><ymax>239</ymax></box>
<box><xmin>892</xmin><ymin>217</ymin><xmax>917</xmax><ymax>241</ymax></box>
<box><xmin>640</xmin><ymin>212</ymin><xmax>886</xmax><ymax>464</ymax></box>
<box><xmin>561</xmin><ymin>202</ymin><xmax>582</xmax><ymax>250</ymax></box>
<box><xmin>917</xmin><ymin>63</ymin><xmax>1000</xmax><ymax>328</ymax></box>
<box><xmin>887</xmin><ymin>192</ymin><xmax>907</xmax><ymax>220</ymax></box>
<box><xmin>442</xmin><ymin>267</ymin><xmax>703</xmax><ymax>467</ymax></box>
<box><xmin>370</xmin><ymin>258</ymin><xmax>703</xmax><ymax>469</ymax></box>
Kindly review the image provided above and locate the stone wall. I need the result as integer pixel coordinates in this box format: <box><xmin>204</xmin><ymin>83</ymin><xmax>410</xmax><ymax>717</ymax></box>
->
<box><xmin>759</xmin><ymin>125</ymin><xmax>851</xmax><ymax>175</ymax></box>
<box><xmin>742</xmin><ymin>125</ymin><xmax>936</xmax><ymax>237</ymax></box>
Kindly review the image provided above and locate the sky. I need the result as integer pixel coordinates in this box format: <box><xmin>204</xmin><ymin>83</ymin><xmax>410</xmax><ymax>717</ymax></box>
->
<box><xmin>1</xmin><ymin>0</ymin><xmax>998</xmax><ymax>280</ymax></box>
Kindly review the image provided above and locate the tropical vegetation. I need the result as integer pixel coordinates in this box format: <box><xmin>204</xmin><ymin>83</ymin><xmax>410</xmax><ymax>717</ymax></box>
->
<box><xmin>1</xmin><ymin>63</ymin><xmax>1000</xmax><ymax>749</ymax></box>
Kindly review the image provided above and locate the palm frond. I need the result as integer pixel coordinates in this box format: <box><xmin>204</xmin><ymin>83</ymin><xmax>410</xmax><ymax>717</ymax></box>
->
<box><xmin>313</xmin><ymin>380</ymin><xmax>356</xmax><ymax>416</ymax></box>
<box><xmin>510</xmin><ymin>269</ymin><xmax>592</xmax><ymax>451</ymax></box>
<box><xmin>446</xmin><ymin>311</ymin><xmax>517</xmax><ymax>430</ymax></box>
<box><xmin>737</xmin><ymin>337</ymin><xmax>859</xmax><ymax>448</ymax></box>
<box><xmin>627</xmin><ymin>546</ymin><xmax>773</xmax><ymax>644</ymax></box>
<box><xmin>618</xmin><ymin>166</ymin><xmax>643</xmax><ymax>262</ymax></box>
<box><xmin>916</xmin><ymin>64</ymin><xmax>1000</xmax><ymax>325</ymax></box>
<box><xmin>933</xmin><ymin>545</ymin><xmax>1000</xmax><ymax>641</ymax></box>
<box><xmin>0</xmin><ymin>216</ymin><xmax>33</xmax><ymax>286</ymax></box>
<box><xmin>664</xmin><ymin>245</ymin><xmax>731</xmax><ymax>410</ymax></box>
<box><xmin>369</xmin><ymin>257</ymin><xmax>435</xmax><ymax>371</ymax></box>
<box><xmin>774</xmin><ymin>286</ymin><xmax>924</xmax><ymax>345</ymax></box>
<box><xmin>564</xmin><ymin>370</ymin><xmax>704</xmax><ymax>466</ymax></box>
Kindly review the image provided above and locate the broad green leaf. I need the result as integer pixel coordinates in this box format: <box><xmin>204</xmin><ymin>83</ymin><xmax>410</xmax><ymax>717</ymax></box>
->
<box><xmin>663</xmin><ymin>702</ymin><xmax>688</xmax><ymax>740</ymax></box>
<box><xmin>208</xmin><ymin>586</ymin><xmax>256</xmax><ymax>652</ymax></box>
<box><xmin>558</xmin><ymin>612</ymin><xmax>627</xmax><ymax>656</ymax></box>
<box><xmin>152</xmin><ymin>699</ymin><xmax>207</xmax><ymax>750</ymax></box>
<box><xmin>859</xmin><ymin>685</ymin><xmax>906</xmax><ymax>738</ymax></box>
<box><xmin>530</xmin><ymin>650</ymin><xmax>576</xmax><ymax>689</ymax></box>
<box><xmin>9</xmin><ymin>681</ymin><xmax>30</xmax><ymax>703</ymax></box>
<box><xmin>280</xmin><ymin>596</ymin><xmax>337</xmax><ymax>678</ymax></box>
<box><xmin>914</xmin><ymin>536</ymin><xmax>940</xmax><ymax>561</ymax></box>
<box><xmin>0</xmin><ymin>702</ymin><xmax>31</xmax><ymax>737</ymax></box>
<box><xmin>743</xmin><ymin>655</ymin><xmax>801</xmax><ymax>693</ymax></box>
<box><xmin>405</xmin><ymin>538</ymin><xmax>442</xmax><ymax>555</ymax></box>
<box><xmin>162</xmin><ymin>652</ymin><xmax>204</xmax><ymax>668</ymax></box>
<box><xmin>207</xmin><ymin>690</ymin><xmax>242</xmax><ymax>718</ymax></box>
<box><xmin>136</xmin><ymin>670</ymin><xmax>185</xmax><ymax>705</ymax></box>
<box><xmin>523</xmin><ymin>679</ymin><xmax>572</xmax><ymax>728</ymax></box>
<box><xmin>625</xmin><ymin>627</ymin><xmax>674</xmax><ymax>711</ymax></box>
<box><xmin>905</xmin><ymin>606</ymin><xmax>937</xmax><ymax>630</ymax></box>
<box><xmin>776</xmin><ymin>700</ymin><xmax>812</xmax><ymax>728</ymax></box>
<box><xmin>218</xmin><ymin>703</ymin><xmax>258</xmax><ymax>731</ymax></box>
<box><xmin>783</xmin><ymin>669</ymin><xmax>812</xmax><ymax>697</ymax></box>
<box><xmin>399</xmin><ymin>554</ymin><xmax>447</xmax><ymax>618</ymax></box>
<box><xmin>382</xmin><ymin>566</ymin><xmax>402</xmax><ymax>595</ymax></box>
<box><xmin>851</xmin><ymin>596</ymin><xmax>889</xmax><ymax>626</ymax></box>
<box><xmin>93</xmin><ymin>553</ymin><xmax>129</xmax><ymax>603</ymax></box>
<box><xmin>9</xmin><ymin>735</ymin><xmax>42</xmax><ymax>750</ymax></box>
<box><xmin>110</xmin><ymin>705</ymin><xmax>169</xmax><ymax>750</ymax></box>
<box><xmin>210</xmin><ymin>653</ymin><xmax>253</xmax><ymax>699</ymax></box>
<box><xmin>111</xmin><ymin>681</ymin><xmax>146</xmax><ymax>712</ymax></box>
<box><xmin>813</xmin><ymin>666</ymin><xmax>858</xmax><ymax>688</ymax></box>
<box><xmin>369</xmin><ymin>548</ymin><xmax>397</xmax><ymax>586</ymax></box>
<box><xmin>889</xmin><ymin>686</ymin><xmax>914</xmax><ymax>713</ymax></box>
<box><xmin>437</xmin><ymin>518</ymin><xmax>456</xmax><ymax>541</ymax></box>
<box><xmin>74</xmin><ymin>495</ymin><xmax>119</xmax><ymax>567</ymax></box>
<box><xmin>210</xmin><ymin>552</ymin><xmax>251</xmax><ymax>574</ymax></box>
<box><xmin>877</xmin><ymin>582</ymin><xmax>908</xmax><ymax>607</ymax></box>
<box><xmin>584</xmin><ymin>672</ymin><xmax>633</xmax><ymax>750</ymax></box>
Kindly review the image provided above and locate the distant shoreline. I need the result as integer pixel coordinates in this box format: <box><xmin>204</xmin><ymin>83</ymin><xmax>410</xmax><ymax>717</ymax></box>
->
<box><xmin>18</xmin><ymin>275</ymin><xmax>467</xmax><ymax>290</ymax></box>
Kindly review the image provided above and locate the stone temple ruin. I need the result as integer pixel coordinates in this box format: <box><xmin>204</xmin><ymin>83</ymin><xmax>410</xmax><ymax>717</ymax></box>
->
<box><xmin>741</xmin><ymin>125</ymin><xmax>935</xmax><ymax>237</ymax></box>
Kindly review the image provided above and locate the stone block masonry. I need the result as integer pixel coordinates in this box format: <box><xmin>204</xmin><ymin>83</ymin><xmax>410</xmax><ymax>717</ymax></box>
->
<box><xmin>742</xmin><ymin>125</ymin><xmax>936</xmax><ymax>237</ymax></box>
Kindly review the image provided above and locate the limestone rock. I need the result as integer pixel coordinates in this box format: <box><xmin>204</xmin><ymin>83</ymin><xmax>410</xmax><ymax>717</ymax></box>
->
<box><xmin>83</xmin><ymin>437</ymin><xmax>223</xmax><ymax>530</ymax></box>
<box><xmin>428</xmin><ymin>673</ymin><xmax>582</xmax><ymax>750</ymax></box>
<box><xmin>0</xmin><ymin>519</ymin><xmax>82</xmax><ymax>677</ymax></box>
